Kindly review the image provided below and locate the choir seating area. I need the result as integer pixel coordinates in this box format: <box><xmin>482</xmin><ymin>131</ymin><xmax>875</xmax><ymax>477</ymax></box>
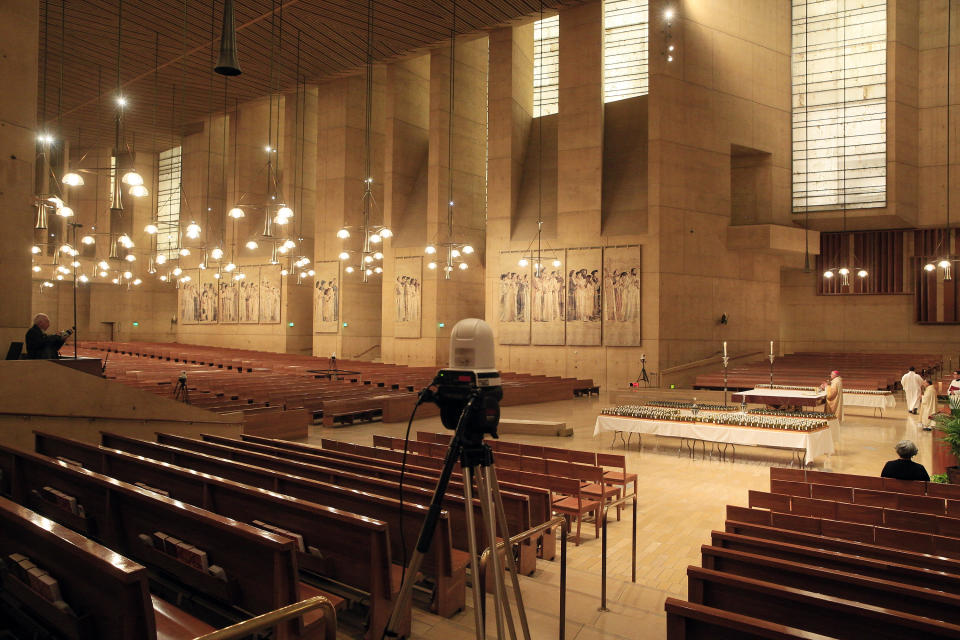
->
<box><xmin>665</xmin><ymin>467</ymin><xmax>960</xmax><ymax>638</ymax></box>
<box><xmin>0</xmin><ymin>423</ymin><xmax>641</xmax><ymax>639</ymax></box>
<box><xmin>694</xmin><ymin>352</ymin><xmax>942</xmax><ymax>391</ymax></box>
<box><xmin>77</xmin><ymin>341</ymin><xmax>597</xmax><ymax>438</ymax></box>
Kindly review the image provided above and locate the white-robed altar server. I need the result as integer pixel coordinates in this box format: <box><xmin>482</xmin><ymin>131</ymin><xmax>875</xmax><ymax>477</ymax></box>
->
<box><xmin>901</xmin><ymin>366</ymin><xmax>924</xmax><ymax>414</ymax></box>
<box><xmin>918</xmin><ymin>379</ymin><xmax>938</xmax><ymax>430</ymax></box>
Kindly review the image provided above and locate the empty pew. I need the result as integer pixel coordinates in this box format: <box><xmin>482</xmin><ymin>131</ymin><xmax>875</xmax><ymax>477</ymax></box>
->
<box><xmin>665</xmin><ymin>598</ymin><xmax>833</xmax><ymax>639</ymax></box>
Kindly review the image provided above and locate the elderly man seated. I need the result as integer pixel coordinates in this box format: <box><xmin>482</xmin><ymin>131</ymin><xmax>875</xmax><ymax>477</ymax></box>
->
<box><xmin>880</xmin><ymin>440</ymin><xmax>930</xmax><ymax>482</ymax></box>
<box><xmin>25</xmin><ymin>313</ymin><xmax>72</xmax><ymax>359</ymax></box>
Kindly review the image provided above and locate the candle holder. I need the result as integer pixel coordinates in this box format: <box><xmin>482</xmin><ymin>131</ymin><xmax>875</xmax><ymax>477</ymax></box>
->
<box><xmin>722</xmin><ymin>355</ymin><xmax>730</xmax><ymax>406</ymax></box>
<box><xmin>768</xmin><ymin>353</ymin><xmax>775</xmax><ymax>386</ymax></box>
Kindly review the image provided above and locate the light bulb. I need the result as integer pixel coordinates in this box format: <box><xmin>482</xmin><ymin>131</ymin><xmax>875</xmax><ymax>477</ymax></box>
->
<box><xmin>133</xmin><ymin>278</ymin><xmax>142</xmax><ymax>285</ymax></box>
<box><xmin>160</xmin><ymin>275</ymin><xmax>168</xmax><ymax>282</ymax></box>
<box><xmin>155</xmin><ymin>254</ymin><xmax>167</xmax><ymax>265</ymax></box>
<box><xmin>123</xmin><ymin>271</ymin><xmax>132</xmax><ymax>279</ymax></box>
<box><xmin>59</xmin><ymin>244</ymin><xmax>72</xmax><ymax>254</ymax></box>
<box><xmin>172</xmin><ymin>267</ymin><xmax>183</xmax><ymax>276</ymax></box>
<box><xmin>277</xmin><ymin>206</ymin><xmax>293</xmax><ymax>219</ymax></box>
<box><xmin>43</xmin><ymin>281</ymin><xmax>54</xmax><ymax>287</ymax></box>
<box><xmin>308</xmin><ymin>269</ymin><xmax>315</xmax><ymax>276</ymax></box>
<box><xmin>925</xmin><ymin>262</ymin><xmax>936</xmax><ymax>272</ymax></box>
<box><xmin>111</xmin><ymin>277</ymin><xmax>119</xmax><ymax>284</ymax></box>
<box><xmin>857</xmin><ymin>269</ymin><xmax>868</xmax><ymax>278</ymax></box>
<box><xmin>31</xmin><ymin>246</ymin><xmax>41</xmax><ymax>254</ymax></box>
<box><xmin>179</xmin><ymin>248</ymin><xmax>190</xmax><ymax>257</ymax></box>
<box><xmin>534</xmin><ymin>262</ymin><xmax>542</xmax><ymax>270</ymax></box>
<box><xmin>56</xmin><ymin>275</ymin><xmax>64</xmax><ymax>281</ymax></box>
<box><xmin>273</xmin><ymin>215</ymin><xmax>288</xmax><ymax>225</ymax></box>
<box><xmin>198</xmin><ymin>262</ymin><xmax>207</xmax><ymax>270</ymax></box>
<box><xmin>299</xmin><ymin>272</ymin><xmax>308</xmax><ymax>278</ymax></box>
<box><xmin>57</xmin><ymin>206</ymin><xmax>74</xmax><ymax>218</ymax></box>
<box><xmin>668</xmin><ymin>44</ymin><xmax>675</xmax><ymax>52</ymax></box>
<box><xmin>211</xmin><ymin>247</ymin><xmax>224</xmax><ymax>260</ymax></box>
<box><xmin>462</xmin><ymin>245</ymin><xmax>474</xmax><ymax>254</ymax></box>
<box><xmin>552</xmin><ymin>259</ymin><xmax>561</xmax><ymax>267</ymax></box>
<box><xmin>425</xmin><ymin>245</ymin><xmax>436</xmax><ymax>254</ymax></box>
<box><xmin>363</xmin><ymin>255</ymin><xmax>373</xmax><ymax>264</ymax></box>
<box><xmin>264</xmin><ymin>145</ymin><xmax>272</xmax><ymax>153</ymax></box>
<box><xmin>458</xmin><ymin>262</ymin><xmax>468</xmax><ymax>270</ymax></box>
<box><xmin>32</xmin><ymin>265</ymin><xmax>40</xmax><ymax>272</ymax></box>
<box><xmin>98</xmin><ymin>260</ymin><xmax>110</xmax><ymax>270</ymax></box>
<box><xmin>246</xmin><ymin>240</ymin><xmax>258</xmax><ymax>250</ymax></box>
<box><xmin>57</xmin><ymin>265</ymin><xmax>70</xmax><ymax>274</ymax></box>
<box><xmin>444</xmin><ymin>265</ymin><xmax>453</xmax><ymax>272</ymax></box>
<box><xmin>47</xmin><ymin>196</ymin><xmax>64</xmax><ymax>208</ymax></box>
<box><xmin>280</xmin><ymin>269</ymin><xmax>288</xmax><ymax>276</ymax></box>
<box><xmin>228</xmin><ymin>207</ymin><xmax>245</xmax><ymax>219</ymax></box>
<box><xmin>99</xmin><ymin>271</ymin><xmax>109</xmax><ymax>278</ymax></box>
<box><xmin>71</xmin><ymin>260</ymin><xmax>80</xmax><ymax>268</ymax></box>
<box><xmin>365</xmin><ymin>268</ymin><xmax>373</xmax><ymax>276</ymax></box>
<box><xmin>369</xmin><ymin>233</ymin><xmax>382</xmax><ymax>243</ymax></box>
<box><xmin>125</xmin><ymin>254</ymin><xmax>136</xmax><ymax>262</ymax></box>
<box><xmin>518</xmin><ymin>258</ymin><xmax>529</xmax><ymax>267</ymax></box>
<box><xmin>379</xmin><ymin>227</ymin><xmax>392</xmax><ymax>238</ymax></box>
<box><xmin>337</xmin><ymin>228</ymin><xmax>350</xmax><ymax>239</ymax></box>
<box><xmin>81</xmin><ymin>235</ymin><xmax>95</xmax><ymax>245</ymax></box>
<box><xmin>118</xmin><ymin>234</ymin><xmax>134</xmax><ymax>248</ymax></box>
<box><xmin>451</xmin><ymin>249</ymin><xmax>461</xmax><ymax>258</ymax></box>
<box><xmin>283</xmin><ymin>239</ymin><xmax>296</xmax><ymax>249</ymax></box>
<box><xmin>940</xmin><ymin>259</ymin><xmax>951</xmax><ymax>269</ymax></box>
<box><xmin>121</xmin><ymin>170</ymin><xmax>143</xmax><ymax>186</ymax></box>
<box><xmin>345</xmin><ymin>266</ymin><xmax>355</xmax><ymax>274</ymax></box>
<box><xmin>823</xmin><ymin>270</ymin><xmax>833</xmax><ymax>278</ymax></box>
<box><xmin>664</xmin><ymin>7</ymin><xmax>674</xmax><ymax>21</ymax></box>
<box><xmin>278</xmin><ymin>245</ymin><xmax>289</xmax><ymax>254</ymax></box>
<box><xmin>186</xmin><ymin>222</ymin><xmax>201</xmax><ymax>239</ymax></box>
<box><xmin>62</xmin><ymin>172</ymin><xmax>84</xmax><ymax>186</ymax></box>
<box><xmin>838</xmin><ymin>267</ymin><xmax>849</xmax><ymax>276</ymax></box>
<box><xmin>213</xmin><ymin>272</ymin><xmax>220</xmax><ymax>279</ymax></box>
<box><xmin>667</xmin><ymin>55</ymin><xmax>674</xmax><ymax>62</ymax></box>
<box><xmin>338</xmin><ymin>251</ymin><xmax>350</xmax><ymax>260</ymax></box>
<box><xmin>181</xmin><ymin>275</ymin><xmax>191</xmax><ymax>282</ymax></box>
<box><xmin>116</xmin><ymin>96</ymin><xmax>127</xmax><ymax>107</ymax></box>
<box><xmin>79</xmin><ymin>274</ymin><xmax>89</xmax><ymax>283</ymax></box>
<box><xmin>225</xmin><ymin>263</ymin><xmax>236</xmax><ymax>272</ymax></box>
<box><xmin>374</xmin><ymin>266</ymin><xmax>383</xmax><ymax>274</ymax></box>
<box><xmin>130</xmin><ymin>185</ymin><xmax>149</xmax><ymax>197</ymax></box>
<box><xmin>373</xmin><ymin>252</ymin><xmax>383</xmax><ymax>260</ymax></box>
<box><xmin>427</xmin><ymin>261</ymin><xmax>437</xmax><ymax>270</ymax></box>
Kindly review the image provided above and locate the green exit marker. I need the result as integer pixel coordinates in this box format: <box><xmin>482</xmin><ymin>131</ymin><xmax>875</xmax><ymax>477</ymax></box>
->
<box><xmin>670</xmin><ymin>384</ymin><xmax>676</xmax><ymax>389</ymax></box>
<box><xmin>288</xmin><ymin>322</ymin><xmax>295</xmax><ymax>327</ymax></box>
<box><xmin>132</xmin><ymin>322</ymin><xmax>139</xmax><ymax>327</ymax></box>
<box><xmin>342</xmin><ymin>322</ymin><xmax>348</xmax><ymax>327</ymax></box>
<box><xmin>438</xmin><ymin>322</ymin><xmax>445</xmax><ymax>328</ymax></box>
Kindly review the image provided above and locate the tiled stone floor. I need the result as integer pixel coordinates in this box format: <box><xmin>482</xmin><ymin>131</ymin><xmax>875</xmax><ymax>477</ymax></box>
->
<box><xmin>307</xmin><ymin>388</ymin><xmax>931</xmax><ymax>639</ymax></box>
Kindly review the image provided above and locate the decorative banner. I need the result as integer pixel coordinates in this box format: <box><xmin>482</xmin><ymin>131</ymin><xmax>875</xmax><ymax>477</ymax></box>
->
<box><xmin>313</xmin><ymin>261</ymin><xmax>340</xmax><ymax>333</ymax></box>
<box><xmin>237</xmin><ymin>266</ymin><xmax>260</xmax><ymax>324</ymax></box>
<box><xmin>259</xmin><ymin>265</ymin><xmax>282</xmax><ymax>324</ymax></box>
<box><xmin>198</xmin><ymin>269</ymin><xmax>219</xmax><ymax>324</ymax></box>
<box><xmin>603</xmin><ymin>245</ymin><xmax>642</xmax><ymax>345</ymax></box>
<box><xmin>498</xmin><ymin>251</ymin><xmax>531</xmax><ymax>345</ymax></box>
<box><xmin>394</xmin><ymin>257</ymin><xmax>422</xmax><ymax>338</ymax></box>
<box><xmin>531</xmin><ymin>255</ymin><xmax>565</xmax><ymax>345</ymax></box>
<box><xmin>178</xmin><ymin>270</ymin><xmax>200</xmax><ymax>325</ymax></box>
<box><xmin>565</xmin><ymin>248</ymin><xmax>602</xmax><ymax>345</ymax></box>
<box><xmin>218</xmin><ymin>274</ymin><xmax>239</xmax><ymax>324</ymax></box>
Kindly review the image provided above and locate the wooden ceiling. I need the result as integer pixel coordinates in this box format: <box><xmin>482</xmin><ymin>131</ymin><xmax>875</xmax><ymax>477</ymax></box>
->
<box><xmin>38</xmin><ymin>0</ymin><xmax>573</xmax><ymax>154</ymax></box>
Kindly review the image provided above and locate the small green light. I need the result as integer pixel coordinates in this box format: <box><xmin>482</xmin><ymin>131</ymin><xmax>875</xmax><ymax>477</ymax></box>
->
<box><xmin>132</xmin><ymin>322</ymin><xmax>139</xmax><ymax>327</ymax></box>
<box><xmin>438</xmin><ymin>322</ymin><xmax>445</xmax><ymax>328</ymax></box>
<box><xmin>670</xmin><ymin>384</ymin><xmax>676</xmax><ymax>389</ymax></box>
<box><xmin>342</xmin><ymin>322</ymin><xmax>348</xmax><ymax>327</ymax></box>
<box><xmin>288</xmin><ymin>322</ymin><xmax>295</xmax><ymax>327</ymax></box>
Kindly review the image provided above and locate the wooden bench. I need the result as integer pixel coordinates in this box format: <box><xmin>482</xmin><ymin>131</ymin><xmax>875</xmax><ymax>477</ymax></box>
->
<box><xmin>665</xmin><ymin>597</ymin><xmax>832</xmax><ymax>639</ymax></box>
<box><xmin>0</xmin><ymin>444</ymin><xmax>334</xmax><ymax>640</ymax></box>
<box><xmin>0</xmin><ymin>495</ymin><xmax>212</xmax><ymax>640</ymax></box>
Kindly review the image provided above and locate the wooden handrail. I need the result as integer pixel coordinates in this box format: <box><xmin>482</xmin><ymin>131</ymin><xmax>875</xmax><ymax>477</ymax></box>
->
<box><xmin>193</xmin><ymin>595</ymin><xmax>337</xmax><ymax>640</ymax></box>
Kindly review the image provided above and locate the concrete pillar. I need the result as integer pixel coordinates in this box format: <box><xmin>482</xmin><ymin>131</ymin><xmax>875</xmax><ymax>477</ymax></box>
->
<box><xmin>557</xmin><ymin>0</ymin><xmax>604</xmax><ymax>242</ymax></box>
<box><xmin>0</xmin><ymin>0</ymin><xmax>39</xmax><ymax>346</ymax></box>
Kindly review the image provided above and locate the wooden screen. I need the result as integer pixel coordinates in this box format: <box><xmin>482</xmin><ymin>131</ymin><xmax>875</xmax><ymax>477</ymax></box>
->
<box><xmin>914</xmin><ymin>229</ymin><xmax>960</xmax><ymax>324</ymax></box>
<box><xmin>817</xmin><ymin>231</ymin><xmax>903</xmax><ymax>295</ymax></box>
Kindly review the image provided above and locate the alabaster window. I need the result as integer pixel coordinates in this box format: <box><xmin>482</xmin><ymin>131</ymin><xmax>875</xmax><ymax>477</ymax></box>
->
<box><xmin>533</xmin><ymin>1</ymin><xmax>648</xmax><ymax>118</ymax></box>
<box><xmin>792</xmin><ymin>0</ymin><xmax>887</xmax><ymax>212</ymax></box>
<box><xmin>156</xmin><ymin>146</ymin><xmax>182</xmax><ymax>258</ymax></box>
<box><xmin>604</xmin><ymin>0</ymin><xmax>648</xmax><ymax>101</ymax></box>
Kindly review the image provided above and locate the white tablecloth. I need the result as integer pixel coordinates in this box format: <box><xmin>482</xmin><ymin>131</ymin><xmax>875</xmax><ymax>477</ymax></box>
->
<box><xmin>734</xmin><ymin>388</ymin><xmax>826</xmax><ymax>404</ymax></box>
<box><xmin>593</xmin><ymin>415</ymin><xmax>835</xmax><ymax>465</ymax></box>
<box><xmin>843</xmin><ymin>392</ymin><xmax>896</xmax><ymax>409</ymax></box>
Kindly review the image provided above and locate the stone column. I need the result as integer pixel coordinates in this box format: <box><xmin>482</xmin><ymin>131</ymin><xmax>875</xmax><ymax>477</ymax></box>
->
<box><xmin>557</xmin><ymin>0</ymin><xmax>604</xmax><ymax>242</ymax></box>
<box><xmin>0</xmin><ymin>0</ymin><xmax>39</xmax><ymax>346</ymax></box>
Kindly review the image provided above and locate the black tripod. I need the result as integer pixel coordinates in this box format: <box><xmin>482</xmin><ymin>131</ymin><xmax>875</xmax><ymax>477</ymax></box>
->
<box><xmin>174</xmin><ymin>375</ymin><xmax>189</xmax><ymax>403</ymax></box>
<box><xmin>383</xmin><ymin>394</ymin><xmax>530</xmax><ymax>640</ymax></box>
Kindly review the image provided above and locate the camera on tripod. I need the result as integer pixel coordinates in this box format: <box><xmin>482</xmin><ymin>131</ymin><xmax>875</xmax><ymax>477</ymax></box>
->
<box><xmin>429</xmin><ymin>319</ymin><xmax>503</xmax><ymax>440</ymax></box>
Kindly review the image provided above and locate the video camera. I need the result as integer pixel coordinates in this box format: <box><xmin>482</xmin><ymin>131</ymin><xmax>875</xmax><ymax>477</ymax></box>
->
<box><xmin>427</xmin><ymin>319</ymin><xmax>502</xmax><ymax>439</ymax></box>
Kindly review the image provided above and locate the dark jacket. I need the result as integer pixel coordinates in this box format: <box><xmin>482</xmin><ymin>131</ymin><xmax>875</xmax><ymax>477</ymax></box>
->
<box><xmin>24</xmin><ymin>324</ymin><xmax>66</xmax><ymax>359</ymax></box>
<box><xmin>880</xmin><ymin>458</ymin><xmax>930</xmax><ymax>482</ymax></box>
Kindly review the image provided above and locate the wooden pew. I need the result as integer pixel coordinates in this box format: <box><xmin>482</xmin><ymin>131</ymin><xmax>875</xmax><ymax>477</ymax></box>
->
<box><xmin>0</xmin><ymin>444</ymin><xmax>333</xmax><ymax>640</ymax></box>
<box><xmin>665</xmin><ymin>598</ymin><xmax>833</xmax><ymax>639</ymax></box>
<box><xmin>700</xmin><ymin>545</ymin><xmax>960</xmax><ymax>623</ymax></box>
<box><xmin>36</xmin><ymin>430</ymin><xmax>462</xmax><ymax>620</ymax></box>
<box><xmin>0</xmin><ymin>495</ymin><xmax>212</xmax><ymax>640</ymax></box>
<box><xmin>709</xmin><ymin>530</ymin><xmax>960</xmax><ymax>594</ymax></box>
<box><xmin>32</xmin><ymin>433</ymin><xmax>403</xmax><ymax>640</ymax></box>
<box><xmin>687</xmin><ymin>566</ymin><xmax>960</xmax><ymax>638</ymax></box>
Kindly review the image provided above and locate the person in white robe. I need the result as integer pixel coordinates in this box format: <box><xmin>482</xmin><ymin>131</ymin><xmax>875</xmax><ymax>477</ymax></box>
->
<box><xmin>918</xmin><ymin>379</ymin><xmax>938</xmax><ymax>430</ymax></box>
<box><xmin>901</xmin><ymin>367</ymin><xmax>924</xmax><ymax>414</ymax></box>
<box><xmin>820</xmin><ymin>370</ymin><xmax>844</xmax><ymax>423</ymax></box>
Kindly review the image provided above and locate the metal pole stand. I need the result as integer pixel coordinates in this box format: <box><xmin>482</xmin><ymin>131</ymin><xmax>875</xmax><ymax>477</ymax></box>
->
<box><xmin>722</xmin><ymin>355</ymin><xmax>730</xmax><ymax>406</ymax></box>
<box><xmin>383</xmin><ymin>420</ymin><xmax>531</xmax><ymax>640</ymax></box>
<box><xmin>768</xmin><ymin>354</ymin><xmax>775</xmax><ymax>387</ymax></box>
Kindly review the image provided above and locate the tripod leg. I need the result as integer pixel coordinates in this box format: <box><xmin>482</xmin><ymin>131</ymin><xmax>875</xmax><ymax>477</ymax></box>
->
<box><xmin>487</xmin><ymin>466</ymin><xmax>532</xmax><ymax>640</ymax></box>
<box><xmin>461</xmin><ymin>467</ymin><xmax>486</xmax><ymax>640</ymax></box>
<box><xmin>475</xmin><ymin>469</ymin><xmax>510</xmax><ymax>640</ymax></box>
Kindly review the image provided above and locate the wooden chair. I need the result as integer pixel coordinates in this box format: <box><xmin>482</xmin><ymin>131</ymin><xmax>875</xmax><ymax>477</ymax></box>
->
<box><xmin>597</xmin><ymin>452</ymin><xmax>637</xmax><ymax>498</ymax></box>
<box><xmin>549</xmin><ymin>475</ymin><xmax>601</xmax><ymax>545</ymax></box>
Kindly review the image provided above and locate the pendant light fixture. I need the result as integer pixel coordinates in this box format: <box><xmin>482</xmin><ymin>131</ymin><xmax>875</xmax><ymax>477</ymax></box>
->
<box><xmin>423</xmin><ymin>0</ymin><xmax>472</xmax><ymax>278</ymax></box>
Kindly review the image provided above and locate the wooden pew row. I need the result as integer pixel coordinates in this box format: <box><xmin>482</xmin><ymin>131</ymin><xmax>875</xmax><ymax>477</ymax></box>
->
<box><xmin>769</xmin><ymin>479</ymin><xmax>960</xmax><ymax>517</ymax></box>
<box><xmin>699</xmin><ymin>544</ymin><xmax>960</xmax><ymax>624</ymax></box>
<box><xmin>37</xmin><ymin>430</ymin><xmax>464</xmax><ymax>619</ymax></box>
<box><xmin>183</xmin><ymin>433</ymin><xmax>542</xmax><ymax>569</ymax></box>
<box><xmin>0</xmin><ymin>444</ymin><xmax>333</xmax><ymax>640</ymax></box>
<box><xmin>686</xmin><ymin>566</ymin><xmax>960</xmax><ymax>638</ymax></box>
<box><xmin>771</xmin><ymin>466</ymin><xmax>960</xmax><ymax>499</ymax></box>
<box><xmin>0</xmin><ymin>495</ymin><xmax>214</xmax><ymax>640</ymax></box>
<box><xmin>237</xmin><ymin>434</ymin><xmax>558</xmax><ymax>558</ymax></box>
<box><xmin>32</xmin><ymin>433</ymin><xmax>404</xmax><ymax>640</ymax></box>
<box><xmin>665</xmin><ymin>598</ymin><xmax>830</xmax><ymax>639</ymax></box>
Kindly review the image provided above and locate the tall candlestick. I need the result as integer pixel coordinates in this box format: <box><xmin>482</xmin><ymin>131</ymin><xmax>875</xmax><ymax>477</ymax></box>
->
<box><xmin>770</xmin><ymin>340</ymin><xmax>774</xmax><ymax>356</ymax></box>
<box><xmin>723</xmin><ymin>341</ymin><xmax>727</xmax><ymax>357</ymax></box>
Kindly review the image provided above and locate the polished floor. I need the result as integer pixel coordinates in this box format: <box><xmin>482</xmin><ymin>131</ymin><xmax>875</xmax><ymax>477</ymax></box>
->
<box><xmin>306</xmin><ymin>387</ymin><xmax>932</xmax><ymax>640</ymax></box>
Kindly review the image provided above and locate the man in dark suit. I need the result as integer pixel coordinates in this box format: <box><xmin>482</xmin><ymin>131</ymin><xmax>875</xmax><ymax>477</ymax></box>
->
<box><xmin>25</xmin><ymin>313</ymin><xmax>72</xmax><ymax>359</ymax></box>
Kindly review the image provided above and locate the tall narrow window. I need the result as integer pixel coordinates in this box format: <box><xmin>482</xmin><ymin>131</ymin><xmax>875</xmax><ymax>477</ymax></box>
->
<box><xmin>604</xmin><ymin>0</ymin><xmax>648</xmax><ymax>101</ymax></box>
<box><xmin>156</xmin><ymin>146</ymin><xmax>182</xmax><ymax>258</ymax></box>
<box><xmin>792</xmin><ymin>0</ymin><xmax>886</xmax><ymax>212</ymax></box>
<box><xmin>533</xmin><ymin>15</ymin><xmax>559</xmax><ymax>117</ymax></box>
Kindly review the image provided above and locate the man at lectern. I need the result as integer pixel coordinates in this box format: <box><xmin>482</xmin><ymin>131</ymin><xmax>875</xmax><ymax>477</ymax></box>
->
<box><xmin>25</xmin><ymin>313</ymin><xmax>72</xmax><ymax>359</ymax></box>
